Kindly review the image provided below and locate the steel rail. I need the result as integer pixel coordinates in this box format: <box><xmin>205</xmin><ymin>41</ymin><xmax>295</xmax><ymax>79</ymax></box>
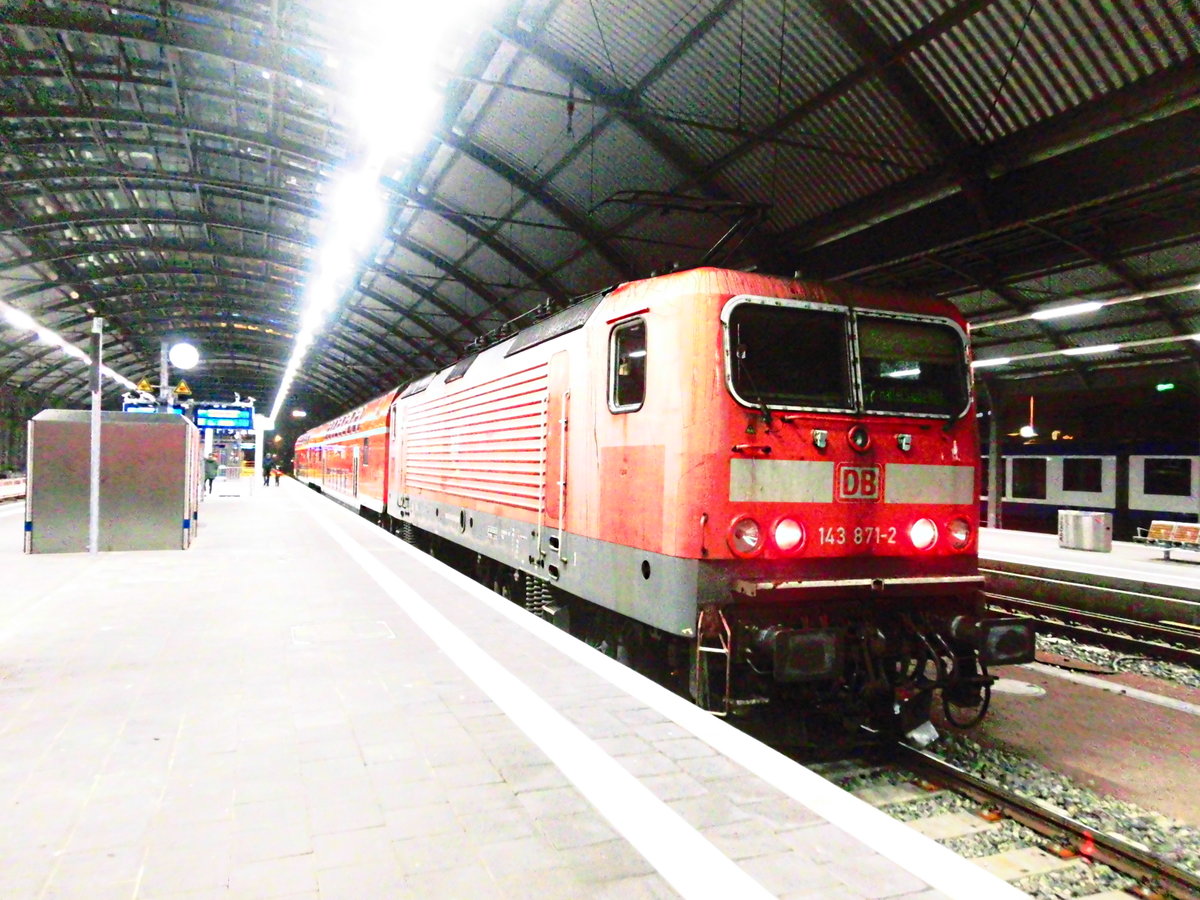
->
<box><xmin>895</xmin><ymin>743</ymin><xmax>1200</xmax><ymax>900</ymax></box>
<box><xmin>985</xmin><ymin>592</ymin><xmax>1200</xmax><ymax>668</ymax></box>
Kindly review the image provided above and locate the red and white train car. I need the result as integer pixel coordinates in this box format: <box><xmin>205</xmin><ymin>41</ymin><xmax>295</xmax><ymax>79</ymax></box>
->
<box><xmin>304</xmin><ymin>268</ymin><xmax>1034</xmax><ymax>731</ymax></box>
<box><xmin>294</xmin><ymin>388</ymin><xmax>396</xmax><ymax>517</ymax></box>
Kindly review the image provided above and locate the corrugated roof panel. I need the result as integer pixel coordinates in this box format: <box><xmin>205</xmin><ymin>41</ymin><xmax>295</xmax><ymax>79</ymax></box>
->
<box><xmin>377</xmin><ymin>245</ymin><xmax>446</xmax><ymax>282</ymax></box>
<box><xmin>851</xmin><ymin>0</ymin><xmax>961</xmax><ymax>44</ymax></box>
<box><xmin>716</xmin><ymin>77</ymin><xmax>933</xmax><ymax>230</ymax></box>
<box><xmin>434</xmin><ymin>153</ymin><xmax>522</xmax><ymax>222</ymax></box>
<box><xmin>494</xmin><ymin>202</ymin><xmax>589</xmax><ymax>271</ymax></box>
<box><xmin>459</xmin><ymin>240</ymin><xmax>546</xmax><ymax>298</ymax></box>
<box><xmin>1125</xmin><ymin>247</ymin><xmax>1200</xmax><ymax>283</ymax></box>
<box><xmin>470</xmin><ymin>58</ymin><xmax>582</xmax><ymax>177</ymax></box>
<box><xmin>785</xmin><ymin>76</ymin><xmax>939</xmax><ymax>177</ymax></box>
<box><xmin>615</xmin><ymin>209</ymin><xmax>726</xmax><ymax>261</ymax></box>
<box><xmin>403</xmin><ymin>209</ymin><xmax>476</xmax><ymax>264</ymax></box>
<box><xmin>550</xmin><ymin>251</ymin><xmax>624</xmax><ymax>295</ymax></box>
<box><xmin>910</xmin><ymin>0</ymin><xmax>1200</xmax><ymax>143</ymax></box>
<box><xmin>1070</xmin><ymin>321</ymin><xmax>1178</xmax><ymax>346</ymax></box>
<box><xmin>643</xmin><ymin>0</ymin><xmax>860</xmax><ymax>149</ymax></box>
<box><xmin>550</xmin><ymin>118</ymin><xmax>683</xmax><ymax>223</ymax></box>
<box><xmin>452</xmin><ymin>42</ymin><xmax>522</xmax><ymax>135</ymax></box>
<box><xmin>540</xmin><ymin>0</ymin><xmax>725</xmax><ymax>89</ymax></box>
<box><xmin>644</xmin><ymin>118</ymin><xmax>742</xmax><ymax>169</ymax></box>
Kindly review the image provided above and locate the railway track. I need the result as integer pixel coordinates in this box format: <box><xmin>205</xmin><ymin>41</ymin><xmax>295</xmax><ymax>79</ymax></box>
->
<box><xmin>809</xmin><ymin>743</ymin><xmax>1200</xmax><ymax>900</ymax></box>
<box><xmin>985</xmin><ymin>591</ymin><xmax>1200</xmax><ymax>668</ymax></box>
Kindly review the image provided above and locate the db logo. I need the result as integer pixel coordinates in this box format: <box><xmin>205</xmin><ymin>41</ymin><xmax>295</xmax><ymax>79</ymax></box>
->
<box><xmin>836</xmin><ymin>464</ymin><xmax>882</xmax><ymax>501</ymax></box>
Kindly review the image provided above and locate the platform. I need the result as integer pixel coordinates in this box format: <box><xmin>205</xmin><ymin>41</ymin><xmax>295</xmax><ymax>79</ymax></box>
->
<box><xmin>0</xmin><ymin>487</ymin><xmax>1024</xmax><ymax>899</ymax></box>
<box><xmin>980</xmin><ymin>527</ymin><xmax>1200</xmax><ymax>629</ymax></box>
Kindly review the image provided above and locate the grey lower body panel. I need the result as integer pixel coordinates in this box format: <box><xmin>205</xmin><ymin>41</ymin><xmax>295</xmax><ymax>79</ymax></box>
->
<box><xmin>398</xmin><ymin>496</ymin><xmax>708</xmax><ymax>636</ymax></box>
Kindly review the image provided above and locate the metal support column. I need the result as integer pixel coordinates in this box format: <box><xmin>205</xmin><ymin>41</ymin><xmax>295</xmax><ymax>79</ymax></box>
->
<box><xmin>88</xmin><ymin>317</ymin><xmax>103</xmax><ymax>554</ymax></box>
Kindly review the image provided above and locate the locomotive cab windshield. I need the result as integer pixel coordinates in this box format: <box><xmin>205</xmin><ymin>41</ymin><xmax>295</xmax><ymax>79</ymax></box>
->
<box><xmin>723</xmin><ymin>297</ymin><xmax>969</xmax><ymax>418</ymax></box>
<box><xmin>859</xmin><ymin>314</ymin><xmax>968</xmax><ymax>418</ymax></box>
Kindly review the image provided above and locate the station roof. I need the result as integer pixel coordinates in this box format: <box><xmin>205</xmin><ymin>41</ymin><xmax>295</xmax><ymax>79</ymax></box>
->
<box><xmin>1</xmin><ymin>1</ymin><xmax>1197</xmax><ymax>423</ymax></box>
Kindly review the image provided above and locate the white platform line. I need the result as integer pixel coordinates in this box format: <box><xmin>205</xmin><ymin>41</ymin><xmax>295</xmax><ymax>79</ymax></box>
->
<box><xmin>296</xmin><ymin>487</ymin><xmax>1028</xmax><ymax>900</ymax></box>
<box><xmin>297</xmin><ymin>493</ymin><xmax>775</xmax><ymax>900</ymax></box>
<box><xmin>1025</xmin><ymin>662</ymin><xmax>1200</xmax><ymax>716</ymax></box>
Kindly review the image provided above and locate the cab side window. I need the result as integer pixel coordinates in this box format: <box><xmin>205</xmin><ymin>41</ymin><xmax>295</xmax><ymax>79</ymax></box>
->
<box><xmin>609</xmin><ymin>319</ymin><xmax>646</xmax><ymax>412</ymax></box>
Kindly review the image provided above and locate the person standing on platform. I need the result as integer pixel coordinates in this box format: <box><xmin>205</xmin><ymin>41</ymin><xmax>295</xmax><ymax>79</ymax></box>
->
<box><xmin>273</xmin><ymin>461</ymin><xmax>283</xmax><ymax>486</ymax></box>
<box><xmin>262</xmin><ymin>454</ymin><xmax>272</xmax><ymax>486</ymax></box>
<box><xmin>203</xmin><ymin>454</ymin><xmax>220</xmax><ymax>495</ymax></box>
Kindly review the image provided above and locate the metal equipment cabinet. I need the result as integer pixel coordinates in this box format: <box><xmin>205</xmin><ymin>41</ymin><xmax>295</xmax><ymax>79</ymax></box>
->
<box><xmin>25</xmin><ymin>409</ymin><xmax>201</xmax><ymax>553</ymax></box>
<box><xmin>1057</xmin><ymin>509</ymin><xmax>1113</xmax><ymax>552</ymax></box>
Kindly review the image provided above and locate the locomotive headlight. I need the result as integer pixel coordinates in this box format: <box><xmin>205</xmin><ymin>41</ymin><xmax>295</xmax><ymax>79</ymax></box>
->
<box><xmin>909</xmin><ymin>517</ymin><xmax>938</xmax><ymax>550</ymax></box>
<box><xmin>947</xmin><ymin>517</ymin><xmax>972</xmax><ymax>549</ymax></box>
<box><xmin>728</xmin><ymin>516</ymin><xmax>763</xmax><ymax>557</ymax></box>
<box><xmin>773</xmin><ymin>518</ymin><xmax>805</xmax><ymax>552</ymax></box>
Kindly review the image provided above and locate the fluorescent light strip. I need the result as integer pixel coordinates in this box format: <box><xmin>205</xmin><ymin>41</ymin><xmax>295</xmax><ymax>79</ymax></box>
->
<box><xmin>265</xmin><ymin>5</ymin><xmax>486</xmax><ymax>428</ymax></box>
<box><xmin>972</xmin><ymin>332</ymin><xmax>1200</xmax><ymax>370</ymax></box>
<box><xmin>0</xmin><ymin>299</ymin><xmax>138</xmax><ymax>391</ymax></box>
<box><xmin>971</xmin><ymin>281</ymin><xmax>1200</xmax><ymax>330</ymax></box>
<box><xmin>1029</xmin><ymin>300</ymin><xmax>1102</xmax><ymax>320</ymax></box>
<box><xmin>970</xmin><ymin>356</ymin><xmax>1011</xmax><ymax>368</ymax></box>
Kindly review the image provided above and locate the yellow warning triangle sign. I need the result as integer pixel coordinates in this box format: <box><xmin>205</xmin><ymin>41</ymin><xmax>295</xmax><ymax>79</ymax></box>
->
<box><xmin>174</xmin><ymin>379</ymin><xmax>192</xmax><ymax>396</ymax></box>
<box><xmin>136</xmin><ymin>378</ymin><xmax>153</xmax><ymax>392</ymax></box>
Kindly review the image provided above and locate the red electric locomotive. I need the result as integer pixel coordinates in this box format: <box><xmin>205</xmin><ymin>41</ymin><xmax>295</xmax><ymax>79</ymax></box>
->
<box><xmin>301</xmin><ymin>267</ymin><xmax>1034</xmax><ymax>734</ymax></box>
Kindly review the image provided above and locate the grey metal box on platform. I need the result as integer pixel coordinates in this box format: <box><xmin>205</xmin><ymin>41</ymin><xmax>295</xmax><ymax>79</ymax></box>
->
<box><xmin>25</xmin><ymin>410</ymin><xmax>202</xmax><ymax>553</ymax></box>
<box><xmin>1057</xmin><ymin>508</ymin><xmax>1113</xmax><ymax>552</ymax></box>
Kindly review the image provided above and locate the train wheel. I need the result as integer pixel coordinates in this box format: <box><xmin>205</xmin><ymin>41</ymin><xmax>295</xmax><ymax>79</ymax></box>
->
<box><xmin>942</xmin><ymin>660</ymin><xmax>992</xmax><ymax>729</ymax></box>
<box><xmin>494</xmin><ymin>569</ymin><xmax>522</xmax><ymax>603</ymax></box>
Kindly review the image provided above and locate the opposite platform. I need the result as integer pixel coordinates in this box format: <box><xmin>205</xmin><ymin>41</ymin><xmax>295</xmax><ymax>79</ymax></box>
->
<box><xmin>0</xmin><ymin>485</ymin><xmax>1024</xmax><ymax>900</ymax></box>
<box><xmin>980</xmin><ymin>526</ymin><xmax>1200</xmax><ymax>629</ymax></box>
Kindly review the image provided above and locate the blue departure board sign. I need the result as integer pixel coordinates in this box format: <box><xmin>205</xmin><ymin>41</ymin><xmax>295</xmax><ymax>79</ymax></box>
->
<box><xmin>194</xmin><ymin>406</ymin><xmax>254</xmax><ymax>430</ymax></box>
<box><xmin>123</xmin><ymin>401</ymin><xmax>184</xmax><ymax>415</ymax></box>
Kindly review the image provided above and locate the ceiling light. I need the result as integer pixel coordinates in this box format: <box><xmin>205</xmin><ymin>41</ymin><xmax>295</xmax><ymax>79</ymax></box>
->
<box><xmin>4</xmin><ymin>307</ymin><xmax>37</xmax><ymax>331</ymax></box>
<box><xmin>168</xmin><ymin>342</ymin><xmax>199</xmax><ymax>369</ymax></box>
<box><xmin>266</xmin><ymin>1</ymin><xmax>500</xmax><ymax>427</ymax></box>
<box><xmin>971</xmin><ymin>357</ymin><xmax>1010</xmax><ymax>368</ymax></box>
<box><xmin>1030</xmin><ymin>301</ymin><xmax>1103</xmax><ymax>320</ymax></box>
<box><xmin>1062</xmin><ymin>344</ymin><xmax>1119</xmax><ymax>356</ymax></box>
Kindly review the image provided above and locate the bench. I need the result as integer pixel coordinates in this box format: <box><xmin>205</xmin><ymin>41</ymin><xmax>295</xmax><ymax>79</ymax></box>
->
<box><xmin>0</xmin><ymin>477</ymin><xmax>25</xmax><ymax>502</ymax></box>
<box><xmin>1134</xmin><ymin>519</ymin><xmax>1200</xmax><ymax>562</ymax></box>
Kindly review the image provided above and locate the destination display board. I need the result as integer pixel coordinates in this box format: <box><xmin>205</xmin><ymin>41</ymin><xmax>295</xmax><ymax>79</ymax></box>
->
<box><xmin>194</xmin><ymin>406</ymin><xmax>254</xmax><ymax>430</ymax></box>
<box><xmin>122</xmin><ymin>401</ymin><xmax>185</xmax><ymax>415</ymax></box>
